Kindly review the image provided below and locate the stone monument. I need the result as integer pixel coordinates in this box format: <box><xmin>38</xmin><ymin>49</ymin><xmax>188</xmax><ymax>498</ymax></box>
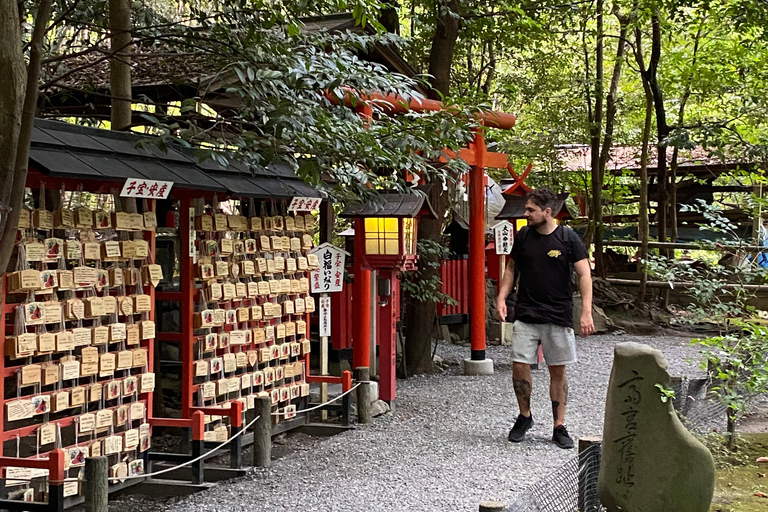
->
<box><xmin>598</xmin><ymin>342</ymin><xmax>715</xmax><ymax>512</ymax></box>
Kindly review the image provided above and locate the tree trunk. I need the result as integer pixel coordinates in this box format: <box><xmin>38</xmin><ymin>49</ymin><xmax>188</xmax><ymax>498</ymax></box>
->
<box><xmin>480</xmin><ymin>41</ymin><xmax>495</xmax><ymax>95</ymax></box>
<box><xmin>670</xmin><ymin>149</ymin><xmax>678</xmax><ymax>242</ymax></box>
<box><xmin>669</xmin><ymin>20</ymin><xmax>703</xmax><ymax>245</ymax></box>
<box><xmin>426</xmin><ymin>0</ymin><xmax>461</xmax><ymax>100</ymax></box>
<box><xmin>403</xmin><ymin>0</ymin><xmax>462</xmax><ymax>376</ymax></box>
<box><xmin>0</xmin><ymin>0</ymin><xmax>25</xmax><ymax>208</ymax></box>
<box><xmin>589</xmin><ymin>0</ymin><xmax>605</xmax><ymax>275</ymax></box>
<box><xmin>647</xmin><ymin>13</ymin><xmax>668</xmax><ymax>244</ymax></box>
<box><xmin>634</xmin><ymin>20</ymin><xmax>652</xmax><ymax>308</ymax></box>
<box><xmin>404</xmin><ymin>190</ymin><xmax>446</xmax><ymax>376</ymax></box>
<box><xmin>380</xmin><ymin>2</ymin><xmax>400</xmax><ymax>34</ymax></box>
<box><xmin>0</xmin><ymin>0</ymin><xmax>50</xmax><ymax>276</ymax></box>
<box><xmin>594</xmin><ymin>8</ymin><xmax>629</xmax><ymax>277</ymax></box>
<box><xmin>109</xmin><ymin>0</ymin><xmax>132</xmax><ymax>130</ymax></box>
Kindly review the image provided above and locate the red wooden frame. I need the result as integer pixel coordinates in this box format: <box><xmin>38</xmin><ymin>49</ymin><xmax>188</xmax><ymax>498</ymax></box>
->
<box><xmin>156</xmin><ymin>193</ymin><xmax>316</xmax><ymax>423</ymax></box>
<box><xmin>0</xmin><ymin>176</ymin><xmax>157</xmax><ymax>491</ymax></box>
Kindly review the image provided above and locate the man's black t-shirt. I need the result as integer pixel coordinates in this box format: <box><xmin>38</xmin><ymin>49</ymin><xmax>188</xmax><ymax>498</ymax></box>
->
<box><xmin>510</xmin><ymin>225</ymin><xmax>588</xmax><ymax>328</ymax></box>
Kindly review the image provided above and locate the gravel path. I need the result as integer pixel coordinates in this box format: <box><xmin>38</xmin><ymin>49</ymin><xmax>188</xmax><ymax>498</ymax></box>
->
<box><xmin>161</xmin><ymin>334</ymin><xmax>704</xmax><ymax>512</ymax></box>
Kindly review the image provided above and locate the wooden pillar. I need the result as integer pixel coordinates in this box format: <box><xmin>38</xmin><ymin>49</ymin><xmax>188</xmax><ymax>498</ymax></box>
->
<box><xmin>228</xmin><ymin>400</ymin><xmax>244</xmax><ymax>469</ymax></box>
<box><xmin>378</xmin><ymin>270</ymin><xmax>398</xmax><ymax>402</ymax></box>
<box><xmin>191</xmin><ymin>411</ymin><xmax>205</xmax><ymax>484</ymax></box>
<box><xmin>341</xmin><ymin>370</ymin><xmax>352</xmax><ymax>426</ymax></box>
<box><xmin>48</xmin><ymin>449</ymin><xmax>66</xmax><ymax>512</ymax></box>
<box><xmin>353</xmin><ymin>219</ymin><xmax>371</xmax><ymax>369</ymax></box>
<box><xmin>319</xmin><ymin>199</ymin><xmax>334</xmax><ymax>244</ymax></box>
<box><xmin>180</xmin><ymin>195</ymin><xmax>194</xmax><ymax>417</ymax></box>
<box><xmin>469</xmin><ymin>131</ymin><xmax>487</xmax><ymax>360</ymax></box>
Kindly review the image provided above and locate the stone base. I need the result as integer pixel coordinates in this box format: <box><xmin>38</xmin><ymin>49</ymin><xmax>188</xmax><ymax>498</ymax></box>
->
<box><xmin>463</xmin><ymin>358</ymin><xmax>494</xmax><ymax>375</ymax></box>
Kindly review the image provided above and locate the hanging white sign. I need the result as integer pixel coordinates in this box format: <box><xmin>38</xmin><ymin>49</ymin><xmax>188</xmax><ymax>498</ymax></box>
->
<box><xmin>288</xmin><ymin>197</ymin><xmax>322</xmax><ymax>212</ymax></box>
<box><xmin>319</xmin><ymin>295</ymin><xmax>331</xmax><ymax>337</ymax></box>
<box><xmin>493</xmin><ymin>221</ymin><xmax>514</xmax><ymax>255</ymax></box>
<box><xmin>120</xmin><ymin>179</ymin><xmax>173</xmax><ymax>199</ymax></box>
<box><xmin>310</xmin><ymin>243</ymin><xmax>349</xmax><ymax>293</ymax></box>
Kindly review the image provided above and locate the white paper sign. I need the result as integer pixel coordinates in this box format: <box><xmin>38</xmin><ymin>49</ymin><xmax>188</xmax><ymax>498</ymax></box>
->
<box><xmin>493</xmin><ymin>221</ymin><xmax>514</xmax><ymax>255</ymax></box>
<box><xmin>288</xmin><ymin>197</ymin><xmax>322</xmax><ymax>212</ymax></box>
<box><xmin>188</xmin><ymin>207</ymin><xmax>196</xmax><ymax>258</ymax></box>
<box><xmin>310</xmin><ymin>243</ymin><xmax>348</xmax><ymax>293</ymax></box>
<box><xmin>319</xmin><ymin>295</ymin><xmax>331</xmax><ymax>337</ymax></box>
<box><xmin>120</xmin><ymin>179</ymin><xmax>173</xmax><ymax>199</ymax></box>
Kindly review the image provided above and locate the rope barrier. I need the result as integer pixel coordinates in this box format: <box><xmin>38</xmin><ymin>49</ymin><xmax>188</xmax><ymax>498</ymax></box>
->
<box><xmin>271</xmin><ymin>383</ymin><xmax>361</xmax><ymax>416</ymax></box>
<box><xmin>1</xmin><ymin>415</ymin><xmax>261</xmax><ymax>485</ymax></box>
<box><xmin>2</xmin><ymin>379</ymin><xmax>367</xmax><ymax>484</ymax></box>
<box><xmin>107</xmin><ymin>413</ymin><xmax>261</xmax><ymax>482</ymax></box>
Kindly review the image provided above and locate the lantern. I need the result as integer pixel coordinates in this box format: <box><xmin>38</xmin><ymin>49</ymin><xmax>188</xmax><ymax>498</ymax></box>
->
<box><xmin>340</xmin><ymin>193</ymin><xmax>435</xmax><ymax>271</ymax></box>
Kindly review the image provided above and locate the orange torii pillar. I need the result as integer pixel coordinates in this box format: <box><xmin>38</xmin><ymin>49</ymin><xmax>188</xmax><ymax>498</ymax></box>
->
<box><xmin>335</xmin><ymin>92</ymin><xmax>515</xmax><ymax>379</ymax></box>
<box><xmin>463</xmin><ymin>130</ymin><xmax>495</xmax><ymax>375</ymax></box>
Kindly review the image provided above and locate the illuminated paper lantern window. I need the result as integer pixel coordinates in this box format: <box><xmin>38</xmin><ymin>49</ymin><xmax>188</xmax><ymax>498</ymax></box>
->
<box><xmin>341</xmin><ymin>193</ymin><xmax>435</xmax><ymax>271</ymax></box>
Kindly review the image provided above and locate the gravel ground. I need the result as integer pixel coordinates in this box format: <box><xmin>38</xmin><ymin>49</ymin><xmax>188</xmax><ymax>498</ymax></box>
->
<box><xmin>153</xmin><ymin>333</ymin><xmax>704</xmax><ymax>512</ymax></box>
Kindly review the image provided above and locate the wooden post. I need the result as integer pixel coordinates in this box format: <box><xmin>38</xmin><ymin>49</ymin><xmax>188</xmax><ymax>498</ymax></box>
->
<box><xmin>479</xmin><ymin>501</ymin><xmax>504</xmax><ymax>512</ymax></box>
<box><xmin>341</xmin><ymin>370</ymin><xmax>352</xmax><ymax>426</ymax></box>
<box><xmin>253</xmin><ymin>397</ymin><xmax>272</xmax><ymax>467</ymax></box>
<box><xmin>84</xmin><ymin>457</ymin><xmax>108</xmax><ymax>512</ymax></box>
<box><xmin>577</xmin><ymin>436</ymin><xmax>602</xmax><ymax>512</ymax></box>
<box><xmin>191</xmin><ymin>411</ymin><xmax>205</xmax><ymax>484</ymax></box>
<box><xmin>468</xmin><ymin>131</ymin><xmax>487</xmax><ymax>360</ymax></box>
<box><xmin>48</xmin><ymin>448</ymin><xmax>66</xmax><ymax>512</ymax></box>
<box><xmin>228</xmin><ymin>400</ymin><xmax>244</xmax><ymax>470</ymax></box>
<box><xmin>321</xmin><ymin>292</ymin><xmax>329</xmax><ymax>421</ymax></box>
<box><xmin>499</xmin><ymin>254</ymin><xmax>507</xmax><ymax>345</ymax></box>
<box><xmin>355</xmin><ymin>366</ymin><xmax>372</xmax><ymax>424</ymax></box>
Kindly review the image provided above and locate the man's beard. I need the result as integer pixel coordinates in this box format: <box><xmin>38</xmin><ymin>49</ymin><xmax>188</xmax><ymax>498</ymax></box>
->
<box><xmin>528</xmin><ymin>218</ymin><xmax>546</xmax><ymax>228</ymax></box>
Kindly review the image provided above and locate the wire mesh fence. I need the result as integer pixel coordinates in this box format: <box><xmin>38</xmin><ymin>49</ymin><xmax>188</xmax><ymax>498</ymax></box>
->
<box><xmin>506</xmin><ymin>443</ymin><xmax>603</xmax><ymax>512</ymax></box>
<box><xmin>506</xmin><ymin>376</ymin><xmax>763</xmax><ymax>512</ymax></box>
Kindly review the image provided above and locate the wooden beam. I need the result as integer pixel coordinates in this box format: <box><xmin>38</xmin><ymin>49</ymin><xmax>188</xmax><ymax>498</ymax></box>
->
<box><xmin>603</xmin><ymin>240</ymin><xmax>763</xmax><ymax>251</ymax></box>
<box><xmin>607</xmin><ymin>278</ymin><xmax>768</xmax><ymax>291</ymax></box>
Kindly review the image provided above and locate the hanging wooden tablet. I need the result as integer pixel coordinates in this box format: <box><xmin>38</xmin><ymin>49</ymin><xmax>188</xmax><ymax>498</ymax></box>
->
<box><xmin>143</xmin><ymin>211</ymin><xmax>157</xmax><ymax>229</ymax></box>
<box><xmin>33</xmin><ymin>209</ymin><xmax>53</xmax><ymax>230</ymax></box>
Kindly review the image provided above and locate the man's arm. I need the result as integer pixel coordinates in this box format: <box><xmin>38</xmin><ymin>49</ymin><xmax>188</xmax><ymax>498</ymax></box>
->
<box><xmin>574</xmin><ymin>258</ymin><xmax>594</xmax><ymax>336</ymax></box>
<box><xmin>495</xmin><ymin>259</ymin><xmax>515</xmax><ymax>321</ymax></box>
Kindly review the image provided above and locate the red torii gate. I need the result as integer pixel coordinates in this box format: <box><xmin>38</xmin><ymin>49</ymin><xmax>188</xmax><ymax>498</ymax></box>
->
<box><xmin>343</xmin><ymin>92</ymin><xmax>517</xmax><ymax>379</ymax></box>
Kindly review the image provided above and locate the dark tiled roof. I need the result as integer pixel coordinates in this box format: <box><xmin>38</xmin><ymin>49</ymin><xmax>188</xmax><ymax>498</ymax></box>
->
<box><xmin>339</xmin><ymin>192</ymin><xmax>437</xmax><ymax>218</ymax></box>
<box><xmin>29</xmin><ymin>119</ymin><xmax>320</xmax><ymax>198</ymax></box>
<box><xmin>495</xmin><ymin>193</ymin><xmax>574</xmax><ymax>221</ymax></box>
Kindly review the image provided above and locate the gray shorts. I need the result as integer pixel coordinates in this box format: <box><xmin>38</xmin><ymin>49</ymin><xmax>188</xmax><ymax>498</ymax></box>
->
<box><xmin>507</xmin><ymin>320</ymin><xmax>577</xmax><ymax>366</ymax></box>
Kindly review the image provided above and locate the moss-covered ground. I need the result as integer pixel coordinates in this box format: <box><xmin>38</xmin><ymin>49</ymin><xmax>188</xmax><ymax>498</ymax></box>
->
<box><xmin>707</xmin><ymin>433</ymin><xmax>768</xmax><ymax>512</ymax></box>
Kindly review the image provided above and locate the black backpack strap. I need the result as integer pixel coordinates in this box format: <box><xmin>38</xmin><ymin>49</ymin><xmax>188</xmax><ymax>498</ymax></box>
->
<box><xmin>511</xmin><ymin>226</ymin><xmax>531</xmax><ymax>291</ymax></box>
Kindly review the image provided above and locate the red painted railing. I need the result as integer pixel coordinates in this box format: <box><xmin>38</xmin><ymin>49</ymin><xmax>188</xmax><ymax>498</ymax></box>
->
<box><xmin>438</xmin><ymin>258</ymin><xmax>469</xmax><ymax>316</ymax></box>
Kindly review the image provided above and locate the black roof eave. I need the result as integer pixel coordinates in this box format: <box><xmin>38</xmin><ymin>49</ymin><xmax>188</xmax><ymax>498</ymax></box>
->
<box><xmin>28</xmin><ymin>118</ymin><xmax>321</xmax><ymax>199</ymax></box>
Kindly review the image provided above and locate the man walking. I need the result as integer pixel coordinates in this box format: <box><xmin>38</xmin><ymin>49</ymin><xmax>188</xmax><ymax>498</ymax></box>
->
<box><xmin>496</xmin><ymin>188</ymin><xmax>593</xmax><ymax>449</ymax></box>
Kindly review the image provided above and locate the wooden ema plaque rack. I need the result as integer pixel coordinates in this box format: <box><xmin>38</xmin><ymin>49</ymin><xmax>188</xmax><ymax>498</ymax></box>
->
<box><xmin>155</xmin><ymin>198</ymin><xmax>319</xmax><ymax>440</ymax></box>
<box><xmin>0</xmin><ymin>189</ymin><xmax>158</xmax><ymax>506</ymax></box>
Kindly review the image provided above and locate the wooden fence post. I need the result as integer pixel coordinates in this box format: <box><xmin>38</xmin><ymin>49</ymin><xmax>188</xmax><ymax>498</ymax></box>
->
<box><xmin>191</xmin><ymin>411</ymin><xmax>205</xmax><ymax>484</ymax></box>
<box><xmin>354</xmin><ymin>367</ymin><xmax>371</xmax><ymax>424</ymax></box>
<box><xmin>253</xmin><ymin>397</ymin><xmax>272</xmax><ymax>467</ymax></box>
<box><xmin>84</xmin><ymin>456</ymin><xmax>108</xmax><ymax>512</ymax></box>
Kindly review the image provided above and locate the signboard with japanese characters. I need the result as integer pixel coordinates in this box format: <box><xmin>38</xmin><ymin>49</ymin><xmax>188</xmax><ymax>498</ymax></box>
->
<box><xmin>310</xmin><ymin>243</ymin><xmax>348</xmax><ymax>293</ymax></box>
<box><xmin>288</xmin><ymin>197</ymin><xmax>322</xmax><ymax>212</ymax></box>
<box><xmin>120</xmin><ymin>179</ymin><xmax>173</xmax><ymax>199</ymax></box>
<box><xmin>493</xmin><ymin>221</ymin><xmax>514</xmax><ymax>255</ymax></box>
<box><xmin>319</xmin><ymin>296</ymin><xmax>331</xmax><ymax>337</ymax></box>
